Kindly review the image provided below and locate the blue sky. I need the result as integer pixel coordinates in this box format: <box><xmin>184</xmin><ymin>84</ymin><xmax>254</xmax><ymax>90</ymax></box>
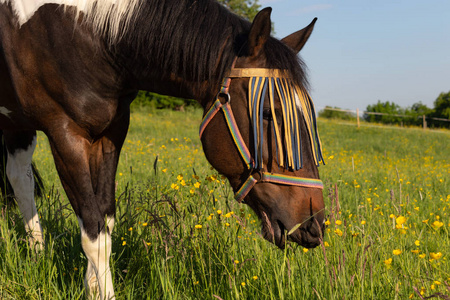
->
<box><xmin>260</xmin><ymin>0</ymin><xmax>450</xmax><ymax>111</ymax></box>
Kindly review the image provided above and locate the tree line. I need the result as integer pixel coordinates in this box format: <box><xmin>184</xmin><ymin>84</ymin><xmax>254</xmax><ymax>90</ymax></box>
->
<box><xmin>319</xmin><ymin>91</ymin><xmax>450</xmax><ymax>128</ymax></box>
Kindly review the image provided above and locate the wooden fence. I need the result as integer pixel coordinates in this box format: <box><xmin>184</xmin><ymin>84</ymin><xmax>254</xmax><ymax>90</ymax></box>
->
<box><xmin>320</xmin><ymin>107</ymin><xmax>450</xmax><ymax>129</ymax></box>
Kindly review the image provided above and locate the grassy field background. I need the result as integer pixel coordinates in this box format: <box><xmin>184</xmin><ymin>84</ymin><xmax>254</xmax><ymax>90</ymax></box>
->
<box><xmin>0</xmin><ymin>108</ymin><xmax>449</xmax><ymax>299</ymax></box>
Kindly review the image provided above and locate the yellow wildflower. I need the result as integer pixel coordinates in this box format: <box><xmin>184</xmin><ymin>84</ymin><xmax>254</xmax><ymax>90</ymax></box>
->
<box><xmin>432</xmin><ymin>221</ymin><xmax>444</xmax><ymax>229</ymax></box>
<box><xmin>396</xmin><ymin>216</ymin><xmax>406</xmax><ymax>226</ymax></box>
<box><xmin>195</xmin><ymin>224</ymin><xmax>202</xmax><ymax>229</ymax></box>
<box><xmin>393</xmin><ymin>249</ymin><xmax>402</xmax><ymax>255</ymax></box>
<box><xmin>430</xmin><ymin>252</ymin><xmax>442</xmax><ymax>260</ymax></box>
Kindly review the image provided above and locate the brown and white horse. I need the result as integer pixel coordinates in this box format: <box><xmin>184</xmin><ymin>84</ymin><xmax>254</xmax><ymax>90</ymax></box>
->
<box><xmin>0</xmin><ymin>0</ymin><xmax>325</xmax><ymax>298</ymax></box>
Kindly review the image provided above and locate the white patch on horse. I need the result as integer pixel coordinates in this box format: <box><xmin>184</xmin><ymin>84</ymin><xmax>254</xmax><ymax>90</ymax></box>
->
<box><xmin>0</xmin><ymin>106</ymin><xmax>12</xmax><ymax>118</ymax></box>
<box><xmin>1</xmin><ymin>0</ymin><xmax>140</xmax><ymax>42</ymax></box>
<box><xmin>5</xmin><ymin>135</ymin><xmax>44</xmax><ymax>249</ymax></box>
<box><xmin>78</xmin><ymin>217</ymin><xmax>115</xmax><ymax>300</ymax></box>
<box><xmin>294</xmin><ymin>91</ymin><xmax>304</xmax><ymax>117</ymax></box>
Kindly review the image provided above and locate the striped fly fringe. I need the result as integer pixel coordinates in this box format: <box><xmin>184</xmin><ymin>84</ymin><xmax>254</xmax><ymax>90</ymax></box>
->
<box><xmin>248</xmin><ymin>76</ymin><xmax>324</xmax><ymax>170</ymax></box>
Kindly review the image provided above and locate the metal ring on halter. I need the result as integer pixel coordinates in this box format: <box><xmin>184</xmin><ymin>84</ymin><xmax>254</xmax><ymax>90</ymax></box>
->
<box><xmin>217</xmin><ymin>92</ymin><xmax>231</xmax><ymax>103</ymax></box>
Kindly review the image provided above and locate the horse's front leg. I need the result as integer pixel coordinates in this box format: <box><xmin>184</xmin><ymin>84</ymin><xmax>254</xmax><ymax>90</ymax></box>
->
<box><xmin>3</xmin><ymin>130</ymin><xmax>44</xmax><ymax>250</ymax></box>
<box><xmin>47</xmin><ymin>113</ymin><xmax>129</xmax><ymax>300</ymax></box>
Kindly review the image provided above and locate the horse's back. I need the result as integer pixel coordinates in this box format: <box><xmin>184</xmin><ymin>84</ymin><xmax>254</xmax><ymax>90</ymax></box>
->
<box><xmin>0</xmin><ymin>2</ymin><xmax>126</xmax><ymax>134</ymax></box>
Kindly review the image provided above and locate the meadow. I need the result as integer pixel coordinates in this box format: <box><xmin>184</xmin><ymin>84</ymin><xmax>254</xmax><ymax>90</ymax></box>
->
<box><xmin>0</xmin><ymin>107</ymin><xmax>449</xmax><ymax>299</ymax></box>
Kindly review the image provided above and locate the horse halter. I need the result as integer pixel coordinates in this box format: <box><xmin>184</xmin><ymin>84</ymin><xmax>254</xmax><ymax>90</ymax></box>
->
<box><xmin>200</xmin><ymin>65</ymin><xmax>324</xmax><ymax>202</ymax></box>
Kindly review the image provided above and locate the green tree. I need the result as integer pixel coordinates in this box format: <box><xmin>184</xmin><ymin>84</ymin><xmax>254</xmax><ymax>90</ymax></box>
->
<box><xmin>403</xmin><ymin>101</ymin><xmax>432</xmax><ymax>126</ymax></box>
<box><xmin>429</xmin><ymin>91</ymin><xmax>450</xmax><ymax>128</ymax></box>
<box><xmin>318</xmin><ymin>106</ymin><xmax>356</xmax><ymax>121</ymax></box>
<box><xmin>217</xmin><ymin>0</ymin><xmax>261</xmax><ymax>20</ymax></box>
<box><xmin>364</xmin><ymin>101</ymin><xmax>404</xmax><ymax>124</ymax></box>
<box><xmin>431</xmin><ymin>91</ymin><xmax>450</xmax><ymax>119</ymax></box>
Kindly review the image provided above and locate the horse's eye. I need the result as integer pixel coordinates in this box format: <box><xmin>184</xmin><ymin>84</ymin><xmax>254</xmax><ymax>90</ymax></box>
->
<box><xmin>262</xmin><ymin>108</ymin><xmax>272</xmax><ymax>121</ymax></box>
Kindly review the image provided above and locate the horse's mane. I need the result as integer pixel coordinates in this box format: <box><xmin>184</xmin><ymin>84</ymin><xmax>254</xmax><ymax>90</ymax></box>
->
<box><xmin>1</xmin><ymin>0</ymin><xmax>140</xmax><ymax>39</ymax></box>
<box><xmin>3</xmin><ymin>0</ymin><xmax>308</xmax><ymax>91</ymax></box>
<box><xmin>120</xmin><ymin>0</ymin><xmax>309</xmax><ymax>93</ymax></box>
<box><xmin>66</xmin><ymin>0</ymin><xmax>142</xmax><ymax>44</ymax></box>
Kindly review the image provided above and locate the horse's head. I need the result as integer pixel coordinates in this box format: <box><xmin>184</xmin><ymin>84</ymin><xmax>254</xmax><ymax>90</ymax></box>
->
<box><xmin>200</xmin><ymin>8</ymin><xmax>324</xmax><ymax>249</ymax></box>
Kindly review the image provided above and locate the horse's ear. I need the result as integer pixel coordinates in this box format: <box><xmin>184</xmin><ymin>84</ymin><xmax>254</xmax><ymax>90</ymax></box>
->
<box><xmin>281</xmin><ymin>18</ymin><xmax>317</xmax><ymax>53</ymax></box>
<box><xmin>248</xmin><ymin>7</ymin><xmax>272</xmax><ymax>56</ymax></box>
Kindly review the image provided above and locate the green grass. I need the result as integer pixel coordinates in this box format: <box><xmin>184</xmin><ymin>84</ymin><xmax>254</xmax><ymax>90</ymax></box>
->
<box><xmin>0</xmin><ymin>108</ymin><xmax>449</xmax><ymax>299</ymax></box>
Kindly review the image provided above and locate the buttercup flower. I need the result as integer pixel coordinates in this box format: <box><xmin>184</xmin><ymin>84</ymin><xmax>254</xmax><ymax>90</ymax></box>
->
<box><xmin>393</xmin><ymin>249</ymin><xmax>402</xmax><ymax>255</ymax></box>
<box><xmin>396</xmin><ymin>216</ymin><xmax>406</xmax><ymax>226</ymax></box>
<box><xmin>432</xmin><ymin>221</ymin><xmax>444</xmax><ymax>229</ymax></box>
<box><xmin>430</xmin><ymin>252</ymin><xmax>442</xmax><ymax>260</ymax></box>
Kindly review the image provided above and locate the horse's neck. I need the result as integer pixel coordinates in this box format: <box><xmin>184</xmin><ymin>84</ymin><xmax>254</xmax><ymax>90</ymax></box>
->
<box><xmin>111</xmin><ymin>1</ymin><xmax>245</xmax><ymax>103</ymax></box>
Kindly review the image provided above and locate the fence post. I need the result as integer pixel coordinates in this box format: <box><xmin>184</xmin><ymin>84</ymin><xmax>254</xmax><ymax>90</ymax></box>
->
<box><xmin>356</xmin><ymin>108</ymin><xmax>360</xmax><ymax>128</ymax></box>
<box><xmin>423</xmin><ymin>115</ymin><xmax>427</xmax><ymax>130</ymax></box>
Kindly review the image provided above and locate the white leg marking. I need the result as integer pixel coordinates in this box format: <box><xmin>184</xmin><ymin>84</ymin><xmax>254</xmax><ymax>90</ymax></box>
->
<box><xmin>6</xmin><ymin>136</ymin><xmax>44</xmax><ymax>250</ymax></box>
<box><xmin>78</xmin><ymin>217</ymin><xmax>115</xmax><ymax>300</ymax></box>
